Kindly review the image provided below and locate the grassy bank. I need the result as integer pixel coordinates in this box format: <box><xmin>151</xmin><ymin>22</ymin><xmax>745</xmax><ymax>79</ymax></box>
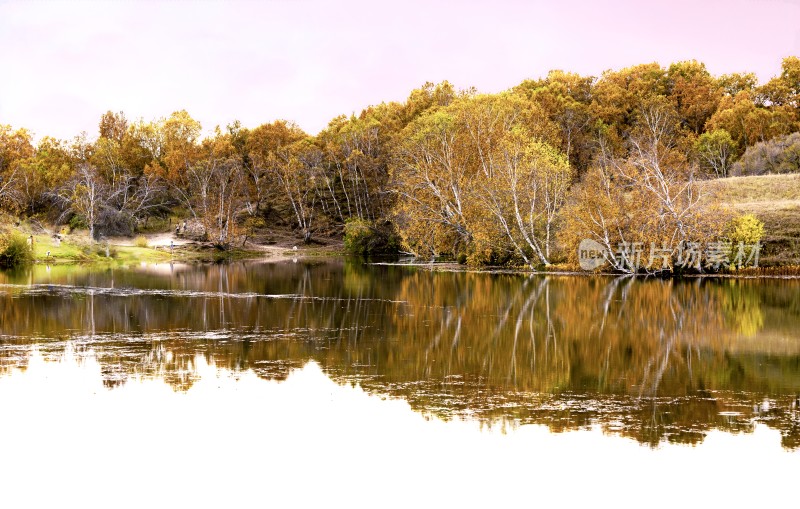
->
<box><xmin>703</xmin><ymin>174</ymin><xmax>800</xmax><ymax>266</ymax></box>
<box><xmin>29</xmin><ymin>233</ymin><xmax>181</xmax><ymax>264</ymax></box>
<box><xmin>20</xmin><ymin>233</ymin><xmax>262</xmax><ymax>265</ymax></box>
<box><xmin>0</xmin><ymin>215</ymin><xmax>346</xmax><ymax>269</ymax></box>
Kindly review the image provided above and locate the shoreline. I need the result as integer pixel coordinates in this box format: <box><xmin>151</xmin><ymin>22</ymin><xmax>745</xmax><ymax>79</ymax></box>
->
<box><xmin>368</xmin><ymin>261</ymin><xmax>800</xmax><ymax>279</ymax></box>
<box><xmin>6</xmin><ymin>229</ymin><xmax>798</xmax><ymax>280</ymax></box>
<box><xmin>26</xmin><ymin>251</ymin><xmax>800</xmax><ymax>280</ymax></box>
<box><xmin>20</xmin><ymin>230</ymin><xmax>346</xmax><ymax>267</ymax></box>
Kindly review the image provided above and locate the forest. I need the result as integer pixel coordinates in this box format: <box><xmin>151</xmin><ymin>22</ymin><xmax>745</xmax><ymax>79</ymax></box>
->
<box><xmin>1</xmin><ymin>57</ymin><xmax>799</xmax><ymax>272</ymax></box>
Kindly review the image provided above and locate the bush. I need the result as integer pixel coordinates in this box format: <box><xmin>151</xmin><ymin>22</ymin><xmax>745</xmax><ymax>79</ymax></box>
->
<box><xmin>100</xmin><ymin>210</ymin><xmax>135</xmax><ymax>236</ymax></box>
<box><xmin>727</xmin><ymin>213</ymin><xmax>765</xmax><ymax>245</ymax></box>
<box><xmin>68</xmin><ymin>214</ymin><xmax>87</xmax><ymax>230</ymax></box>
<box><xmin>343</xmin><ymin>219</ymin><xmax>400</xmax><ymax>255</ymax></box>
<box><xmin>0</xmin><ymin>233</ymin><xmax>34</xmax><ymax>269</ymax></box>
<box><xmin>134</xmin><ymin>235</ymin><xmax>148</xmax><ymax>248</ymax></box>
<box><xmin>466</xmin><ymin>245</ymin><xmax>514</xmax><ymax>267</ymax></box>
<box><xmin>732</xmin><ymin>132</ymin><xmax>800</xmax><ymax>176</ymax></box>
<box><xmin>725</xmin><ymin>213</ymin><xmax>765</xmax><ymax>269</ymax></box>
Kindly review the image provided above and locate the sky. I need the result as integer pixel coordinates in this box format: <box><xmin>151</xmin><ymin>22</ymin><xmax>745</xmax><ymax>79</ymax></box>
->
<box><xmin>1</xmin><ymin>0</ymin><xmax>799</xmax><ymax>141</ymax></box>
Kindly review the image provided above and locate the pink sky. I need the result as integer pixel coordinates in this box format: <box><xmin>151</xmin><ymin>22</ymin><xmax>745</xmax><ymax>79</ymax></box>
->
<box><xmin>1</xmin><ymin>0</ymin><xmax>798</xmax><ymax>141</ymax></box>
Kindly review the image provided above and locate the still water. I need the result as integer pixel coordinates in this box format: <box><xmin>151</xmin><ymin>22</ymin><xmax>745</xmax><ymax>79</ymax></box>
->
<box><xmin>1</xmin><ymin>260</ymin><xmax>799</xmax><ymax>507</ymax></box>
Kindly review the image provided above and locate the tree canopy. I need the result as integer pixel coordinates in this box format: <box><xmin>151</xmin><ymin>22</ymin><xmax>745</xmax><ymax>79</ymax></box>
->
<box><xmin>1</xmin><ymin>57</ymin><xmax>798</xmax><ymax>270</ymax></box>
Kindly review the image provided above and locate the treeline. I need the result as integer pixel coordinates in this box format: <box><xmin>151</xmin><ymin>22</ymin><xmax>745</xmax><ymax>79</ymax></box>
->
<box><xmin>1</xmin><ymin>57</ymin><xmax>799</xmax><ymax>268</ymax></box>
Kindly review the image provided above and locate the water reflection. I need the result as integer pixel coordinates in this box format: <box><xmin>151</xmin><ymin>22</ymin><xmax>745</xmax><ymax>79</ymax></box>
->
<box><xmin>2</xmin><ymin>352</ymin><xmax>796</xmax><ymax>509</ymax></box>
<box><xmin>1</xmin><ymin>260</ymin><xmax>799</xmax><ymax>448</ymax></box>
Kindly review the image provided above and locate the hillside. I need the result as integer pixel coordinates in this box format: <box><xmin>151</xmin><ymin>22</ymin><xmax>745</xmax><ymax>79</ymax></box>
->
<box><xmin>703</xmin><ymin>174</ymin><xmax>800</xmax><ymax>266</ymax></box>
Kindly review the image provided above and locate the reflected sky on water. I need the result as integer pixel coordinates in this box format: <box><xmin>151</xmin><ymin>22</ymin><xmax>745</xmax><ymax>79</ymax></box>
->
<box><xmin>0</xmin><ymin>349</ymin><xmax>797</xmax><ymax>508</ymax></box>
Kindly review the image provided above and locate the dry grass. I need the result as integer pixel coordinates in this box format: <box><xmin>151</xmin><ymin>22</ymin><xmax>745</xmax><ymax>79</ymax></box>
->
<box><xmin>730</xmin><ymin>200</ymin><xmax>800</xmax><ymax>211</ymax></box>
<box><xmin>702</xmin><ymin>173</ymin><xmax>800</xmax><ymax>203</ymax></box>
<box><xmin>701</xmin><ymin>174</ymin><xmax>800</xmax><ymax>266</ymax></box>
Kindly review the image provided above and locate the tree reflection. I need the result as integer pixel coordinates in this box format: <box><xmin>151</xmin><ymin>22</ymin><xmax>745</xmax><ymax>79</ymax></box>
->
<box><xmin>1</xmin><ymin>261</ymin><xmax>799</xmax><ymax>448</ymax></box>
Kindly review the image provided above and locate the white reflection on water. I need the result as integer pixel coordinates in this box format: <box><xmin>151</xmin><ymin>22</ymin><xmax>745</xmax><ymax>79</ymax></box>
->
<box><xmin>0</xmin><ymin>350</ymin><xmax>798</xmax><ymax>508</ymax></box>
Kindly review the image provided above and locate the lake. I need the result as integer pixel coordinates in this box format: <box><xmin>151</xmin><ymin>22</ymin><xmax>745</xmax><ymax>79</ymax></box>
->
<box><xmin>1</xmin><ymin>260</ymin><xmax>799</xmax><ymax>507</ymax></box>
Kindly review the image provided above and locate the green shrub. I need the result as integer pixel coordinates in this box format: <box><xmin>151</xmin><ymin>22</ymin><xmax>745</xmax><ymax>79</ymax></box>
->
<box><xmin>134</xmin><ymin>235</ymin><xmax>148</xmax><ymax>248</ymax></box>
<box><xmin>69</xmin><ymin>214</ymin><xmax>87</xmax><ymax>230</ymax></box>
<box><xmin>344</xmin><ymin>219</ymin><xmax>371</xmax><ymax>254</ymax></box>
<box><xmin>344</xmin><ymin>219</ymin><xmax>400</xmax><ymax>255</ymax></box>
<box><xmin>0</xmin><ymin>233</ymin><xmax>34</xmax><ymax>269</ymax></box>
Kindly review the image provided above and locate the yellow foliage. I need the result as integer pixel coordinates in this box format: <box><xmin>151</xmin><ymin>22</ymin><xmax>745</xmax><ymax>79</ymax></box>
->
<box><xmin>727</xmin><ymin>213</ymin><xmax>764</xmax><ymax>245</ymax></box>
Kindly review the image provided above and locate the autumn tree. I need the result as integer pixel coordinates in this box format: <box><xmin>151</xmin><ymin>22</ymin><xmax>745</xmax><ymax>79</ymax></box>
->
<box><xmin>757</xmin><ymin>56</ymin><xmax>800</xmax><ymax>110</ymax></box>
<box><xmin>58</xmin><ymin>163</ymin><xmax>106</xmax><ymax>240</ymax></box>
<box><xmin>126</xmin><ymin>119</ymin><xmax>166</xmax><ymax>170</ymax></box>
<box><xmin>319</xmin><ymin>109</ymin><xmax>394</xmax><ymax>223</ymax></box>
<box><xmin>481</xmin><ymin>131</ymin><xmax>573</xmax><ymax>267</ymax></box>
<box><xmin>558</xmin><ymin>164</ymin><xmax>630</xmax><ymax>271</ymax></box>
<box><xmin>561</xmin><ymin>100</ymin><xmax>727</xmax><ymax>273</ymax></box>
<box><xmin>0</xmin><ymin>125</ymin><xmax>35</xmax><ymax>213</ymax></box>
<box><xmin>16</xmin><ymin>137</ymin><xmax>73</xmax><ymax>215</ymax></box>
<box><xmin>98</xmin><ymin>111</ymin><xmax>128</xmax><ymax>144</ymax></box>
<box><xmin>392</xmin><ymin>105</ymin><xmax>472</xmax><ymax>258</ymax></box>
<box><xmin>456</xmin><ymin>93</ymin><xmax>564</xmax><ymax>264</ymax></box>
<box><xmin>514</xmin><ymin>70</ymin><xmax>594</xmax><ymax>171</ymax></box>
<box><xmin>318</xmin><ymin>83</ymin><xmax>457</xmax><ymax>246</ymax></box>
<box><xmin>246</xmin><ymin>120</ymin><xmax>306</xmax><ymax>220</ymax></box>
<box><xmin>666</xmin><ymin>60</ymin><xmax>723</xmax><ymax>135</ymax></box>
<box><xmin>154</xmin><ymin>110</ymin><xmax>203</xmax><ymax>216</ymax></box>
<box><xmin>398</xmin><ymin>81</ymin><xmax>457</xmax><ymax>124</ymax></box>
<box><xmin>198</xmin><ymin>129</ymin><xmax>246</xmax><ymax>247</ymax></box>
<box><xmin>718</xmin><ymin>72</ymin><xmax>758</xmax><ymax>97</ymax></box>
<box><xmin>269</xmin><ymin>139</ymin><xmax>322</xmax><ymax>242</ymax></box>
<box><xmin>707</xmin><ymin>91</ymin><xmax>797</xmax><ymax>151</ymax></box>
<box><xmin>591</xmin><ymin>63</ymin><xmax>668</xmax><ymax>136</ymax></box>
<box><xmin>695</xmin><ymin>129</ymin><xmax>736</xmax><ymax>178</ymax></box>
<box><xmin>391</xmin><ymin>92</ymin><xmax>567</xmax><ymax>263</ymax></box>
